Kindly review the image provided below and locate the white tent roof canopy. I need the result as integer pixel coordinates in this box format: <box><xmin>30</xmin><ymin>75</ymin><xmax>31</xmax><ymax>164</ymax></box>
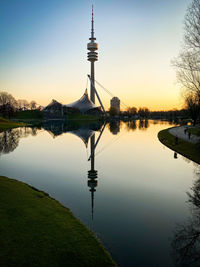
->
<box><xmin>64</xmin><ymin>89</ymin><xmax>100</xmax><ymax>113</ymax></box>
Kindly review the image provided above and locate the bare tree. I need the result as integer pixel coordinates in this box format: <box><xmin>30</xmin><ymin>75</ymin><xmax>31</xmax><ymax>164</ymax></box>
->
<box><xmin>126</xmin><ymin>106</ymin><xmax>137</xmax><ymax>116</ymax></box>
<box><xmin>173</xmin><ymin>0</ymin><xmax>200</xmax><ymax>123</ymax></box>
<box><xmin>0</xmin><ymin>91</ymin><xmax>17</xmax><ymax>118</ymax></box>
<box><xmin>173</xmin><ymin>52</ymin><xmax>200</xmax><ymax>98</ymax></box>
<box><xmin>0</xmin><ymin>91</ymin><xmax>17</xmax><ymax>107</ymax></box>
<box><xmin>184</xmin><ymin>0</ymin><xmax>200</xmax><ymax>53</ymax></box>
<box><xmin>30</xmin><ymin>100</ymin><xmax>37</xmax><ymax>110</ymax></box>
<box><xmin>17</xmin><ymin>99</ymin><xmax>30</xmax><ymax>110</ymax></box>
<box><xmin>185</xmin><ymin>92</ymin><xmax>200</xmax><ymax>125</ymax></box>
<box><xmin>138</xmin><ymin>107</ymin><xmax>150</xmax><ymax>119</ymax></box>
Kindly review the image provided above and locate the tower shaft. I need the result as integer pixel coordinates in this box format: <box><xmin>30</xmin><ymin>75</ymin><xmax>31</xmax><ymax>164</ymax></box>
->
<box><xmin>87</xmin><ymin>5</ymin><xmax>98</xmax><ymax>104</ymax></box>
<box><xmin>90</xmin><ymin>62</ymin><xmax>95</xmax><ymax>103</ymax></box>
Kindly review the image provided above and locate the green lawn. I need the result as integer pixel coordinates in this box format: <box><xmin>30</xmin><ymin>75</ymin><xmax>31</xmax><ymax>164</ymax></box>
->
<box><xmin>0</xmin><ymin>117</ymin><xmax>25</xmax><ymax>132</ymax></box>
<box><xmin>158</xmin><ymin>128</ymin><xmax>200</xmax><ymax>164</ymax></box>
<box><xmin>67</xmin><ymin>113</ymin><xmax>99</xmax><ymax>121</ymax></box>
<box><xmin>188</xmin><ymin>126</ymin><xmax>200</xmax><ymax>136</ymax></box>
<box><xmin>13</xmin><ymin>110</ymin><xmax>43</xmax><ymax>119</ymax></box>
<box><xmin>0</xmin><ymin>176</ymin><xmax>116</xmax><ymax>266</ymax></box>
<box><xmin>11</xmin><ymin>110</ymin><xmax>43</xmax><ymax>125</ymax></box>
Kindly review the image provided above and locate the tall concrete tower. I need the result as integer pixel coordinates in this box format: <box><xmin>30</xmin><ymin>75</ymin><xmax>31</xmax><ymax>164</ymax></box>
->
<box><xmin>87</xmin><ymin>5</ymin><xmax>98</xmax><ymax>104</ymax></box>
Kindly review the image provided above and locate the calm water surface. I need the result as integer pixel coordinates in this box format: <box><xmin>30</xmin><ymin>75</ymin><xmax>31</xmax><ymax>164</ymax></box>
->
<box><xmin>0</xmin><ymin>120</ymin><xmax>199</xmax><ymax>266</ymax></box>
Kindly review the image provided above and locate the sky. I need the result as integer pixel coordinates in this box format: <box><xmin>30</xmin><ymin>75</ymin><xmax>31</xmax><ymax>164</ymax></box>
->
<box><xmin>0</xmin><ymin>0</ymin><xmax>191</xmax><ymax>110</ymax></box>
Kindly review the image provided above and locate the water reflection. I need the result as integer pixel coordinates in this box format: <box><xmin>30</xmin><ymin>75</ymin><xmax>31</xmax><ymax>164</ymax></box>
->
<box><xmin>0</xmin><ymin>120</ymin><xmax>196</xmax><ymax>266</ymax></box>
<box><xmin>174</xmin><ymin>152</ymin><xmax>178</xmax><ymax>159</ymax></box>
<box><xmin>138</xmin><ymin>119</ymin><xmax>149</xmax><ymax>130</ymax></box>
<box><xmin>124</xmin><ymin>120</ymin><xmax>137</xmax><ymax>132</ymax></box>
<box><xmin>0</xmin><ymin>119</ymin><xmax>155</xmax><ymax>156</ymax></box>
<box><xmin>108</xmin><ymin>121</ymin><xmax>120</xmax><ymax>135</ymax></box>
<box><xmin>43</xmin><ymin>120</ymin><xmax>104</xmax><ymax>147</ymax></box>
<box><xmin>0</xmin><ymin>127</ymin><xmax>39</xmax><ymax>155</ymax></box>
<box><xmin>172</xmin><ymin>168</ymin><xmax>200</xmax><ymax>267</ymax></box>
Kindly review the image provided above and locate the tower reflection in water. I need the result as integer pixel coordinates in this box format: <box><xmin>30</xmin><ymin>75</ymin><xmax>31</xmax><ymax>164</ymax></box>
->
<box><xmin>42</xmin><ymin>120</ymin><xmax>106</xmax><ymax>220</ymax></box>
<box><xmin>87</xmin><ymin>123</ymin><xmax>106</xmax><ymax>220</ymax></box>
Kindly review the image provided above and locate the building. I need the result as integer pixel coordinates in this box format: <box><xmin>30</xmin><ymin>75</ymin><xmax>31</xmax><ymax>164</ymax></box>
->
<box><xmin>110</xmin><ymin>97</ymin><xmax>120</xmax><ymax>114</ymax></box>
<box><xmin>63</xmin><ymin>89</ymin><xmax>101</xmax><ymax>115</ymax></box>
<box><xmin>43</xmin><ymin>99</ymin><xmax>63</xmax><ymax>119</ymax></box>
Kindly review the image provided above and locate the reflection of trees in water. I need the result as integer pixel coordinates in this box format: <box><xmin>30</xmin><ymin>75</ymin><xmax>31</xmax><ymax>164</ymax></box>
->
<box><xmin>124</xmin><ymin>120</ymin><xmax>137</xmax><ymax>132</ymax></box>
<box><xmin>111</xmin><ymin>119</ymin><xmax>176</xmax><ymax>133</ymax></box>
<box><xmin>0</xmin><ymin>129</ymin><xmax>20</xmax><ymax>155</ymax></box>
<box><xmin>138</xmin><ymin>119</ymin><xmax>149</xmax><ymax>130</ymax></box>
<box><xmin>0</xmin><ymin>127</ymin><xmax>39</xmax><ymax>155</ymax></box>
<box><xmin>172</xmin><ymin>168</ymin><xmax>200</xmax><ymax>267</ymax></box>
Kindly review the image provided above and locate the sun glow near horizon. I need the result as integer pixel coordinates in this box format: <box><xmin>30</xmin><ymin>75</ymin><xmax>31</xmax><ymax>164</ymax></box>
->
<box><xmin>0</xmin><ymin>0</ymin><xmax>190</xmax><ymax>111</ymax></box>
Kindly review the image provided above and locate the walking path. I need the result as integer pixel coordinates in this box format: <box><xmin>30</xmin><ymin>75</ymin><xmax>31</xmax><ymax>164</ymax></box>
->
<box><xmin>169</xmin><ymin>126</ymin><xmax>200</xmax><ymax>144</ymax></box>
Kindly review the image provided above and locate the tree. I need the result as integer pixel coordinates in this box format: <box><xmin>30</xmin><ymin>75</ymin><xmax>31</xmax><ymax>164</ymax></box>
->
<box><xmin>184</xmin><ymin>0</ymin><xmax>200</xmax><ymax>53</ymax></box>
<box><xmin>173</xmin><ymin>0</ymin><xmax>200</xmax><ymax>122</ymax></box>
<box><xmin>0</xmin><ymin>91</ymin><xmax>16</xmax><ymax>107</ymax></box>
<box><xmin>0</xmin><ymin>91</ymin><xmax>17</xmax><ymax>118</ymax></box>
<box><xmin>17</xmin><ymin>99</ymin><xmax>30</xmax><ymax>110</ymax></box>
<box><xmin>126</xmin><ymin>106</ymin><xmax>137</xmax><ymax>116</ymax></box>
<box><xmin>138</xmin><ymin>107</ymin><xmax>150</xmax><ymax>119</ymax></box>
<box><xmin>30</xmin><ymin>100</ymin><xmax>37</xmax><ymax>110</ymax></box>
<box><xmin>185</xmin><ymin>92</ymin><xmax>200</xmax><ymax>125</ymax></box>
<box><xmin>173</xmin><ymin>52</ymin><xmax>200</xmax><ymax>99</ymax></box>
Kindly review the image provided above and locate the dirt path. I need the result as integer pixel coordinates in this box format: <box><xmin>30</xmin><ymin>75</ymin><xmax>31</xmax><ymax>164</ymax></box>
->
<box><xmin>169</xmin><ymin>126</ymin><xmax>200</xmax><ymax>144</ymax></box>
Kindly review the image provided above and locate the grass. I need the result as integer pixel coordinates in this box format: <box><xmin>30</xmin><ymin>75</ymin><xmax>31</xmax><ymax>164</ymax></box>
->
<box><xmin>11</xmin><ymin>110</ymin><xmax>43</xmax><ymax>125</ymax></box>
<box><xmin>158</xmin><ymin>128</ymin><xmax>200</xmax><ymax>164</ymax></box>
<box><xmin>10</xmin><ymin>110</ymin><xmax>44</xmax><ymax>126</ymax></box>
<box><xmin>0</xmin><ymin>117</ymin><xmax>25</xmax><ymax>132</ymax></box>
<box><xmin>188</xmin><ymin>126</ymin><xmax>200</xmax><ymax>136</ymax></box>
<box><xmin>13</xmin><ymin>110</ymin><xmax>43</xmax><ymax>119</ymax></box>
<box><xmin>0</xmin><ymin>176</ymin><xmax>116</xmax><ymax>267</ymax></box>
<box><xmin>67</xmin><ymin>114</ymin><xmax>100</xmax><ymax>121</ymax></box>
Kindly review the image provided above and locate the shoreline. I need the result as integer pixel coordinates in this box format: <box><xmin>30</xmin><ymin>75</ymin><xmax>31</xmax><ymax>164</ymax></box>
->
<box><xmin>158</xmin><ymin>126</ymin><xmax>200</xmax><ymax>165</ymax></box>
<box><xmin>0</xmin><ymin>119</ymin><xmax>25</xmax><ymax>132</ymax></box>
<box><xmin>0</xmin><ymin>176</ymin><xmax>116</xmax><ymax>266</ymax></box>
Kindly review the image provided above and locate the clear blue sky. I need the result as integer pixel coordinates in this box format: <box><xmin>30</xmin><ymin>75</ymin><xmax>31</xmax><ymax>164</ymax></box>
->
<box><xmin>0</xmin><ymin>0</ymin><xmax>191</xmax><ymax>110</ymax></box>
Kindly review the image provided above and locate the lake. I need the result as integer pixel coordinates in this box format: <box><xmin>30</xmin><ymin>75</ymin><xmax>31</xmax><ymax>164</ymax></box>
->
<box><xmin>0</xmin><ymin>120</ymin><xmax>199</xmax><ymax>266</ymax></box>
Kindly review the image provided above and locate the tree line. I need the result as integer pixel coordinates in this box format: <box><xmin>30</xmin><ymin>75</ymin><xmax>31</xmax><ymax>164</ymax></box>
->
<box><xmin>0</xmin><ymin>91</ymin><xmax>41</xmax><ymax>118</ymax></box>
<box><xmin>109</xmin><ymin>106</ymin><xmax>189</xmax><ymax>121</ymax></box>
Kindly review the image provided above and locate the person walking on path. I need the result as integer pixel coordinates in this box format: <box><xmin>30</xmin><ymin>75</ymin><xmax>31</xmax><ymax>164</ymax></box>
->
<box><xmin>184</xmin><ymin>128</ymin><xmax>188</xmax><ymax>135</ymax></box>
<box><xmin>169</xmin><ymin>126</ymin><xmax>200</xmax><ymax>144</ymax></box>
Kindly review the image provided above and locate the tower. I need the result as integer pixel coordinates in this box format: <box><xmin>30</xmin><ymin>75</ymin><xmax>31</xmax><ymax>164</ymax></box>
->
<box><xmin>87</xmin><ymin>5</ymin><xmax>98</xmax><ymax>104</ymax></box>
<box><xmin>110</xmin><ymin>97</ymin><xmax>120</xmax><ymax>114</ymax></box>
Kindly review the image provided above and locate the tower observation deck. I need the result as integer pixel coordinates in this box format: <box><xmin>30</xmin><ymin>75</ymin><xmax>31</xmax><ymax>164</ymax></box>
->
<box><xmin>87</xmin><ymin>5</ymin><xmax>98</xmax><ymax>104</ymax></box>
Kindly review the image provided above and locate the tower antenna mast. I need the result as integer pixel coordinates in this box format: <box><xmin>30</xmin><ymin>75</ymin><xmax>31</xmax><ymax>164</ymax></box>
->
<box><xmin>87</xmin><ymin>5</ymin><xmax>98</xmax><ymax>103</ymax></box>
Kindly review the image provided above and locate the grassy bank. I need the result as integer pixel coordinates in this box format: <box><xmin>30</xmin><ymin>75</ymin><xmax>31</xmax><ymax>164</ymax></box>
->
<box><xmin>188</xmin><ymin>126</ymin><xmax>200</xmax><ymax>136</ymax></box>
<box><xmin>13</xmin><ymin>110</ymin><xmax>43</xmax><ymax>120</ymax></box>
<box><xmin>0</xmin><ymin>176</ymin><xmax>116</xmax><ymax>266</ymax></box>
<box><xmin>67</xmin><ymin>114</ymin><xmax>100</xmax><ymax>121</ymax></box>
<box><xmin>158</xmin><ymin>128</ymin><xmax>200</xmax><ymax>164</ymax></box>
<box><xmin>11</xmin><ymin>110</ymin><xmax>43</xmax><ymax>125</ymax></box>
<box><xmin>0</xmin><ymin>117</ymin><xmax>25</xmax><ymax>132</ymax></box>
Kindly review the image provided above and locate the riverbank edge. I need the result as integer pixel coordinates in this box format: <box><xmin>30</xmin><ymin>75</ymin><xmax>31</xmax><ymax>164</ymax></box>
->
<box><xmin>0</xmin><ymin>118</ymin><xmax>26</xmax><ymax>132</ymax></box>
<box><xmin>0</xmin><ymin>175</ymin><xmax>117</xmax><ymax>266</ymax></box>
<box><xmin>158</xmin><ymin>126</ymin><xmax>200</xmax><ymax>165</ymax></box>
